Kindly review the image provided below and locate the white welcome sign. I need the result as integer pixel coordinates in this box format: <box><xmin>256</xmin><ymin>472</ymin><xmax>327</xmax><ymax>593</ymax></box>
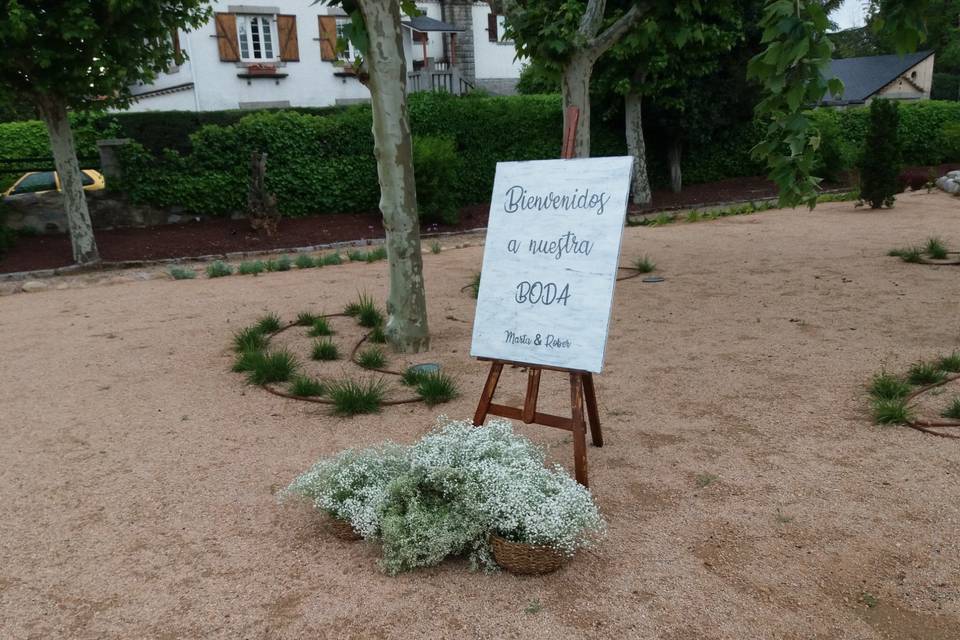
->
<box><xmin>470</xmin><ymin>156</ymin><xmax>634</xmax><ymax>373</ymax></box>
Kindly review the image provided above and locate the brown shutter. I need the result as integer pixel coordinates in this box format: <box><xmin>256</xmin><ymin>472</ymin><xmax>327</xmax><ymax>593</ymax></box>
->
<box><xmin>487</xmin><ymin>13</ymin><xmax>498</xmax><ymax>42</ymax></box>
<box><xmin>318</xmin><ymin>16</ymin><xmax>338</xmax><ymax>61</ymax></box>
<box><xmin>214</xmin><ymin>12</ymin><xmax>240</xmax><ymax>62</ymax></box>
<box><xmin>277</xmin><ymin>15</ymin><xmax>299</xmax><ymax>61</ymax></box>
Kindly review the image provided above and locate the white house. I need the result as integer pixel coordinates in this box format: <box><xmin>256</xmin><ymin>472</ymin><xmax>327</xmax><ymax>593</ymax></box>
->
<box><xmin>125</xmin><ymin>0</ymin><xmax>524</xmax><ymax>112</ymax></box>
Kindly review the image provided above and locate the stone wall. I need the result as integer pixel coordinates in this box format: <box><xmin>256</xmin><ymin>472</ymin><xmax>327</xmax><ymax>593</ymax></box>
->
<box><xmin>445</xmin><ymin>0</ymin><xmax>476</xmax><ymax>83</ymax></box>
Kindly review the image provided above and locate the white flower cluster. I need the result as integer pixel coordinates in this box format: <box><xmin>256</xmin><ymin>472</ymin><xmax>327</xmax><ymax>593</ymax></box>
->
<box><xmin>280</xmin><ymin>417</ymin><xmax>606</xmax><ymax>573</ymax></box>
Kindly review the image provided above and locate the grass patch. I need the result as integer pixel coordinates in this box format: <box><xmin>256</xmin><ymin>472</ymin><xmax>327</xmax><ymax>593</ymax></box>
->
<box><xmin>695</xmin><ymin>473</ymin><xmax>718</xmax><ymax>489</ymax></box>
<box><xmin>938</xmin><ymin>351</ymin><xmax>960</xmax><ymax>373</ymax></box>
<box><xmin>357</xmin><ymin>347</ymin><xmax>387</xmax><ymax>370</ymax></box>
<box><xmin>206</xmin><ymin>261</ymin><xmax>232</xmax><ymax>278</ymax></box>
<box><xmin>169</xmin><ymin>267</ymin><xmax>196</xmax><ymax>280</ymax></box>
<box><xmin>307</xmin><ymin>317</ymin><xmax>334</xmax><ymax>337</ymax></box>
<box><xmin>650</xmin><ymin>212</ymin><xmax>674</xmax><ymax>226</ymax></box>
<box><xmin>925</xmin><ymin>237</ymin><xmax>948</xmax><ymax>260</ymax></box>
<box><xmin>294</xmin><ymin>254</ymin><xmax>317</xmax><ymax>269</ymax></box>
<box><xmin>348</xmin><ymin>293</ymin><xmax>384</xmax><ymax>328</ymax></box>
<box><xmin>401</xmin><ymin>366</ymin><xmax>428</xmax><ymax>386</ymax></box>
<box><xmin>634</xmin><ymin>255</ymin><xmax>656</xmax><ymax>273</ymax></box>
<box><xmin>685</xmin><ymin>210</ymin><xmax>701</xmax><ymax>223</ymax></box>
<box><xmin>265</xmin><ymin>256</ymin><xmax>293</xmax><ymax>272</ymax></box>
<box><xmin>869</xmin><ymin>371</ymin><xmax>912</xmax><ymax>401</ymax></box>
<box><xmin>238</xmin><ymin>260</ymin><xmax>265</xmax><ymax>275</ymax></box>
<box><xmin>907</xmin><ymin>360</ymin><xmax>947</xmax><ymax>386</ymax></box>
<box><xmin>295</xmin><ymin>311</ymin><xmax>319</xmax><ymax>326</ymax></box>
<box><xmin>430</xmin><ymin>240</ymin><xmax>442</xmax><ymax>254</ymax></box>
<box><xmin>321</xmin><ymin>252</ymin><xmax>342</xmax><ymax>266</ymax></box>
<box><xmin>231</xmin><ymin>349</ymin><xmax>264</xmax><ymax>373</ymax></box>
<box><xmin>369</xmin><ymin>325</ymin><xmax>388</xmax><ymax>344</ymax></box>
<box><xmin>860</xmin><ymin>592</ymin><xmax>879</xmax><ymax>609</ymax></box>
<box><xmin>347</xmin><ymin>249</ymin><xmax>367</xmax><ymax>262</ymax></box>
<box><xmin>327</xmin><ymin>378</ymin><xmax>387</xmax><ymax>416</ymax></box>
<box><xmin>415</xmin><ymin>370</ymin><xmax>459</xmax><ymax>406</ymax></box>
<box><xmin>311</xmin><ymin>338</ymin><xmax>340</xmax><ymax>361</ymax></box>
<box><xmin>942</xmin><ymin>396</ymin><xmax>960</xmax><ymax>419</ymax></box>
<box><xmin>246</xmin><ymin>349</ymin><xmax>298</xmax><ymax>385</ymax></box>
<box><xmin>233</xmin><ymin>326</ymin><xmax>268</xmax><ymax>353</ymax></box>
<box><xmin>468</xmin><ymin>272</ymin><xmax>481</xmax><ymax>299</ymax></box>
<box><xmin>898</xmin><ymin>246</ymin><xmax>924</xmax><ymax>263</ymax></box>
<box><xmin>872</xmin><ymin>398</ymin><xmax>912</xmax><ymax>424</ymax></box>
<box><xmin>524</xmin><ymin>599</ymin><xmax>543</xmax><ymax>615</ymax></box>
<box><xmin>290</xmin><ymin>375</ymin><xmax>325</xmax><ymax>397</ymax></box>
<box><xmin>366</xmin><ymin>246</ymin><xmax>387</xmax><ymax>262</ymax></box>
<box><xmin>255</xmin><ymin>313</ymin><xmax>282</xmax><ymax>334</ymax></box>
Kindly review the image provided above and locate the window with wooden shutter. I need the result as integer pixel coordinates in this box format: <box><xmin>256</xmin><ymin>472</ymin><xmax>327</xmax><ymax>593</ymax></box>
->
<box><xmin>487</xmin><ymin>13</ymin><xmax>499</xmax><ymax>42</ymax></box>
<box><xmin>318</xmin><ymin>16</ymin><xmax>337</xmax><ymax>61</ymax></box>
<box><xmin>214</xmin><ymin>13</ymin><xmax>240</xmax><ymax>62</ymax></box>
<box><xmin>277</xmin><ymin>15</ymin><xmax>299</xmax><ymax>61</ymax></box>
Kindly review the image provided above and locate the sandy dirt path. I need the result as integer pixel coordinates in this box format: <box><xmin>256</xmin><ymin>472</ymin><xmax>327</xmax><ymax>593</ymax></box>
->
<box><xmin>1</xmin><ymin>191</ymin><xmax>958</xmax><ymax>639</ymax></box>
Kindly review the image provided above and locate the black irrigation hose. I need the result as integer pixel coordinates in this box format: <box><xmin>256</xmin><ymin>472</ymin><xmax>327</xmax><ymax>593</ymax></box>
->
<box><xmin>902</xmin><ymin>372</ymin><xmax>960</xmax><ymax>439</ymax></box>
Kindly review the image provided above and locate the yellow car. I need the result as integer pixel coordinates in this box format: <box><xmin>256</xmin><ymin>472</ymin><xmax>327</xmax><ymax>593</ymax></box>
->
<box><xmin>3</xmin><ymin>169</ymin><xmax>105</xmax><ymax>197</ymax></box>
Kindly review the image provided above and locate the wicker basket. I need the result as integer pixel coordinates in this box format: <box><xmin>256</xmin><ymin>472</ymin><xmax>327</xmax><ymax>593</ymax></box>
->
<box><xmin>491</xmin><ymin>534</ymin><xmax>568</xmax><ymax>575</ymax></box>
<box><xmin>327</xmin><ymin>516</ymin><xmax>362</xmax><ymax>541</ymax></box>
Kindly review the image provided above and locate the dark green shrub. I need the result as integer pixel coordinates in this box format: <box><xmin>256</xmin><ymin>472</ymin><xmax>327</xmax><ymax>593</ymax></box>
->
<box><xmin>858</xmin><ymin>99</ymin><xmax>902</xmax><ymax>209</ymax></box>
<box><xmin>413</xmin><ymin>135</ymin><xmax>461</xmax><ymax>224</ymax></box>
<box><xmin>809</xmin><ymin>110</ymin><xmax>851</xmax><ymax>182</ymax></box>
<box><xmin>932</xmin><ymin>73</ymin><xmax>960</xmax><ymax>102</ymax></box>
<box><xmin>944</xmin><ymin>123</ymin><xmax>960</xmax><ymax>161</ymax></box>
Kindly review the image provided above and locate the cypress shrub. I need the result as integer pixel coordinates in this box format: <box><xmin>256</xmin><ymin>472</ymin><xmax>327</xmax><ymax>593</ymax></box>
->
<box><xmin>858</xmin><ymin>99</ymin><xmax>902</xmax><ymax>209</ymax></box>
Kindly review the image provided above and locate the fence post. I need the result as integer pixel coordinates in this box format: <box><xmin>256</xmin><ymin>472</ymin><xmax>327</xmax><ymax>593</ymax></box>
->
<box><xmin>96</xmin><ymin>138</ymin><xmax>132</xmax><ymax>186</ymax></box>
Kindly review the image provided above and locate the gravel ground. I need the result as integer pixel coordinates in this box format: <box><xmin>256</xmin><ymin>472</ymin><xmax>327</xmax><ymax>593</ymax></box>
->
<box><xmin>1</xmin><ymin>191</ymin><xmax>958</xmax><ymax>639</ymax></box>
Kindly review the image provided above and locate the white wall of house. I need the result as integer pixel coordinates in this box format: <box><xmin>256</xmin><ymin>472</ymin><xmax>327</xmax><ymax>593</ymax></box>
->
<box><xmin>126</xmin><ymin>0</ymin><xmax>370</xmax><ymax>112</ymax></box>
<box><xmin>875</xmin><ymin>55</ymin><xmax>935</xmax><ymax>102</ymax></box>
<box><xmin>471</xmin><ymin>5</ymin><xmax>522</xmax><ymax>81</ymax></box>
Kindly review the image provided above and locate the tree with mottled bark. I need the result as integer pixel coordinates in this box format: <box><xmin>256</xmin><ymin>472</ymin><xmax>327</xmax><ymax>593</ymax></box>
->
<box><xmin>0</xmin><ymin>1</ymin><xmax>209</xmax><ymax>265</ymax></box>
<box><xmin>493</xmin><ymin>0</ymin><xmax>648</xmax><ymax>158</ymax></box>
<box><xmin>325</xmin><ymin>0</ymin><xmax>430</xmax><ymax>353</ymax></box>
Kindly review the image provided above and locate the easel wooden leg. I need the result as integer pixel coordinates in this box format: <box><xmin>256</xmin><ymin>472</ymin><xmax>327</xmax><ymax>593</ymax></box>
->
<box><xmin>473</xmin><ymin>361</ymin><xmax>504</xmax><ymax>426</ymax></box>
<box><xmin>522</xmin><ymin>368</ymin><xmax>541</xmax><ymax>423</ymax></box>
<box><xmin>569</xmin><ymin>372</ymin><xmax>589</xmax><ymax>487</ymax></box>
<box><xmin>582</xmin><ymin>373</ymin><xmax>603</xmax><ymax>447</ymax></box>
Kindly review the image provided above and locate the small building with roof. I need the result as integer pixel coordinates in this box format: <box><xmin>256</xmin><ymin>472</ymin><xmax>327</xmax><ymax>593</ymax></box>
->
<box><xmin>822</xmin><ymin>50</ymin><xmax>936</xmax><ymax>107</ymax></box>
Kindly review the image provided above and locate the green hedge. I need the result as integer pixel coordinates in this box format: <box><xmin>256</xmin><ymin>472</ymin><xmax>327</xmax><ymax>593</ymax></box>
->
<box><xmin>3</xmin><ymin>96</ymin><xmax>958</xmax><ymax>217</ymax></box>
<box><xmin>0</xmin><ymin>114</ymin><xmax>101</xmax><ymax>190</ymax></box>
<box><xmin>932</xmin><ymin>73</ymin><xmax>959</xmax><ymax>102</ymax></box>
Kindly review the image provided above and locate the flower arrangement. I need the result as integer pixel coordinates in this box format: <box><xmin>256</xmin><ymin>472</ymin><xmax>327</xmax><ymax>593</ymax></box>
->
<box><xmin>280</xmin><ymin>418</ymin><xmax>606</xmax><ymax>574</ymax></box>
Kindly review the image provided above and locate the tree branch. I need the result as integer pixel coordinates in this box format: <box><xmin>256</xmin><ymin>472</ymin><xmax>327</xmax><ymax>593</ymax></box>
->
<box><xmin>587</xmin><ymin>2</ymin><xmax>649</xmax><ymax>58</ymax></box>
<box><xmin>578</xmin><ymin>0</ymin><xmax>608</xmax><ymax>38</ymax></box>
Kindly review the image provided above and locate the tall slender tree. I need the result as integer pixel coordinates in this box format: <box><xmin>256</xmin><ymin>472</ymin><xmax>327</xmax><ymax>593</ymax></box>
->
<box><xmin>0</xmin><ymin>0</ymin><xmax>210</xmax><ymax>265</ymax></box>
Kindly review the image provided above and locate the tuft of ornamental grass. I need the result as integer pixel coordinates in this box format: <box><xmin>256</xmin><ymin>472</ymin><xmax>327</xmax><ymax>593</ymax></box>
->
<box><xmin>937</xmin><ymin>351</ymin><xmax>960</xmax><ymax>373</ymax></box>
<box><xmin>311</xmin><ymin>338</ymin><xmax>339</xmax><ymax>361</ymax></box>
<box><xmin>468</xmin><ymin>272</ymin><xmax>481</xmax><ymax>299</ymax></box>
<box><xmin>872</xmin><ymin>398</ymin><xmax>913</xmax><ymax>425</ymax></box>
<box><xmin>350</xmin><ymin>293</ymin><xmax>384</xmax><ymax>328</ymax></box>
<box><xmin>415</xmin><ymin>370</ymin><xmax>460</xmax><ymax>407</ymax></box>
<box><xmin>366</xmin><ymin>245</ymin><xmax>388</xmax><ymax>262</ymax></box>
<box><xmin>327</xmin><ymin>378</ymin><xmax>387</xmax><ymax>416</ymax></box>
<box><xmin>941</xmin><ymin>396</ymin><xmax>960</xmax><ymax>420</ymax></box>
<box><xmin>898</xmin><ymin>247</ymin><xmax>924</xmax><ymax>263</ymax></box>
<box><xmin>169</xmin><ymin>267</ymin><xmax>196</xmax><ymax>280</ymax></box>
<box><xmin>907</xmin><ymin>360</ymin><xmax>947</xmax><ymax>386</ymax></box>
<box><xmin>232</xmin><ymin>349</ymin><xmax>264</xmax><ymax>373</ymax></box>
<box><xmin>294</xmin><ymin>254</ymin><xmax>317</xmax><ymax>269</ymax></box>
<box><xmin>321</xmin><ymin>252</ymin><xmax>342</xmax><ymax>266</ymax></box>
<box><xmin>369</xmin><ymin>325</ymin><xmax>388</xmax><ymax>344</ymax></box>
<box><xmin>868</xmin><ymin>371</ymin><xmax>912</xmax><ymax>401</ymax></box>
<box><xmin>307</xmin><ymin>317</ymin><xmax>333</xmax><ymax>337</ymax></box>
<box><xmin>357</xmin><ymin>346</ymin><xmax>387</xmax><ymax>370</ymax></box>
<box><xmin>238</xmin><ymin>260</ymin><xmax>265</xmax><ymax>275</ymax></box>
<box><xmin>255</xmin><ymin>312</ymin><xmax>282</xmax><ymax>334</ymax></box>
<box><xmin>686</xmin><ymin>210</ymin><xmax>702</xmax><ymax>223</ymax></box>
<box><xmin>233</xmin><ymin>326</ymin><xmax>268</xmax><ymax>353</ymax></box>
<box><xmin>401</xmin><ymin>366</ymin><xmax>428</xmax><ymax>387</ymax></box>
<box><xmin>430</xmin><ymin>240</ymin><xmax>442</xmax><ymax>254</ymax></box>
<box><xmin>290</xmin><ymin>375</ymin><xmax>325</xmax><ymax>397</ymax></box>
<box><xmin>296</xmin><ymin>311</ymin><xmax>320</xmax><ymax>327</ymax></box>
<box><xmin>887</xmin><ymin>248</ymin><xmax>905</xmax><ymax>257</ymax></box>
<box><xmin>206</xmin><ymin>261</ymin><xmax>233</xmax><ymax>278</ymax></box>
<box><xmin>650</xmin><ymin>212</ymin><xmax>673</xmax><ymax>226</ymax></box>
<box><xmin>265</xmin><ymin>256</ymin><xmax>292</xmax><ymax>272</ymax></box>
<box><xmin>246</xmin><ymin>349</ymin><xmax>299</xmax><ymax>385</ymax></box>
<box><xmin>347</xmin><ymin>249</ymin><xmax>367</xmax><ymax>262</ymax></box>
<box><xmin>634</xmin><ymin>255</ymin><xmax>656</xmax><ymax>273</ymax></box>
<box><xmin>925</xmin><ymin>237</ymin><xmax>948</xmax><ymax>260</ymax></box>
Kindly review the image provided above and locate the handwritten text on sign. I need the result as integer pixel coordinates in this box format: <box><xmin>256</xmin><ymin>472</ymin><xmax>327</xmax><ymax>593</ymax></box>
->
<box><xmin>470</xmin><ymin>156</ymin><xmax>633</xmax><ymax>373</ymax></box>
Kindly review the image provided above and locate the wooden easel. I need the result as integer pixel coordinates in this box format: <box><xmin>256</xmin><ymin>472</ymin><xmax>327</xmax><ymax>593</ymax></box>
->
<box><xmin>472</xmin><ymin>106</ymin><xmax>604</xmax><ymax>487</ymax></box>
